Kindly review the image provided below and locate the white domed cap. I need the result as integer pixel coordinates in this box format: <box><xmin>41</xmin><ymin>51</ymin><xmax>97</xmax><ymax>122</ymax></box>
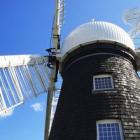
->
<box><xmin>61</xmin><ymin>21</ymin><xmax>135</xmax><ymax>59</ymax></box>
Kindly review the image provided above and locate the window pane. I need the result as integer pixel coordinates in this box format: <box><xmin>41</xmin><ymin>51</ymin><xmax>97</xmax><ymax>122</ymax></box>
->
<box><xmin>94</xmin><ymin>75</ymin><xmax>113</xmax><ymax>90</ymax></box>
<box><xmin>97</xmin><ymin>121</ymin><xmax>123</xmax><ymax>140</ymax></box>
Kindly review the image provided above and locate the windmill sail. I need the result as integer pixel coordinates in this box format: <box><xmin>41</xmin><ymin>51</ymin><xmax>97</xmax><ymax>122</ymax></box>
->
<box><xmin>44</xmin><ymin>0</ymin><xmax>64</xmax><ymax>139</ymax></box>
<box><xmin>123</xmin><ymin>7</ymin><xmax>140</xmax><ymax>38</ymax></box>
<box><xmin>49</xmin><ymin>89</ymin><xmax>60</xmax><ymax>132</ymax></box>
<box><xmin>0</xmin><ymin>55</ymin><xmax>51</xmax><ymax>114</ymax></box>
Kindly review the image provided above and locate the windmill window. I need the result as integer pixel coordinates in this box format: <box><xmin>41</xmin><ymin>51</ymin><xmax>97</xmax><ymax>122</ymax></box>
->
<box><xmin>96</xmin><ymin>120</ymin><xmax>123</xmax><ymax>140</ymax></box>
<box><xmin>93</xmin><ymin>75</ymin><xmax>114</xmax><ymax>90</ymax></box>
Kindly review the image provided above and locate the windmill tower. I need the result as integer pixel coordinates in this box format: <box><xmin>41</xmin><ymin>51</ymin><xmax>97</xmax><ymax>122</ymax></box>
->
<box><xmin>1</xmin><ymin>1</ymin><xmax>140</xmax><ymax>140</ymax></box>
<box><xmin>48</xmin><ymin>20</ymin><xmax>140</xmax><ymax>139</ymax></box>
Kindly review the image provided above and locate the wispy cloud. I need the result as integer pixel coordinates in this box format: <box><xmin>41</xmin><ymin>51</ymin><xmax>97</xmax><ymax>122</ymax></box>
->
<box><xmin>0</xmin><ymin>109</ymin><xmax>14</xmax><ymax>118</ymax></box>
<box><xmin>31</xmin><ymin>102</ymin><xmax>44</xmax><ymax>112</ymax></box>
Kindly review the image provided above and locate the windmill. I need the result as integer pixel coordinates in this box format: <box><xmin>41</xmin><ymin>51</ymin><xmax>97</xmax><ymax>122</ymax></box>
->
<box><xmin>2</xmin><ymin>1</ymin><xmax>140</xmax><ymax>139</ymax></box>
<box><xmin>0</xmin><ymin>0</ymin><xmax>64</xmax><ymax>140</ymax></box>
<box><xmin>48</xmin><ymin>7</ymin><xmax>140</xmax><ymax>140</ymax></box>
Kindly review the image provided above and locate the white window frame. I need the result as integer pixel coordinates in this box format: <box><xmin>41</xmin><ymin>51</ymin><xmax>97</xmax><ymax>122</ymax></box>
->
<box><xmin>93</xmin><ymin>74</ymin><xmax>114</xmax><ymax>91</ymax></box>
<box><xmin>96</xmin><ymin>119</ymin><xmax>123</xmax><ymax>140</ymax></box>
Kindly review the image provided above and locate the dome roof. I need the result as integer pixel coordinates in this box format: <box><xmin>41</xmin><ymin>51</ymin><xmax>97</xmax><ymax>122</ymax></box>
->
<box><xmin>61</xmin><ymin>21</ymin><xmax>135</xmax><ymax>58</ymax></box>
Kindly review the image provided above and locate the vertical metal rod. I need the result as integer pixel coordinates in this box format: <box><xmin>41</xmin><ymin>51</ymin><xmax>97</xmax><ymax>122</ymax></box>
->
<box><xmin>14</xmin><ymin>67</ymin><xmax>25</xmax><ymax>98</ymax></box>
<box><xmin>3</xmin><ymin>68</ymin><xmax>18</xmax><ymax>104</ymax></box>
<box><xmin>0</xmin><ymin>70</ymin><xmax>12</xmax><ymax>107</ymax></box>
<box><xmin>8</xmin><ymin>67</ymin><xmax>22</xmax><ymax>102</ymax></box>
<box><xmin>0</xmin><ymin>87</ymin><xmax>7</xmax><ymax>110</ymax></box>
<box><xmin>23</xmin><ymin>65</ymin><xmax>38</xmax><ymax>97</ymax></box>
<box><xmin>18</xmin><ymin>66</ymin><xmax>30</xmax><ymax>98</ymax></box>
<box><xmin>37</xmin><ymin>65</ymin><xmax>48</xmax><ymax>85</ymax></box>
<box><xmin>31</xmin><ymin>66</ymin><xmax>44</xmax><ymax>93</ymax></box>
<box><xmin>34</xmin><ymin>65</ymin><xmax>48</xmax><ymax>91</ymax></box>
<box><xmin>42</xmin><ymin>65</ymin><xmax>51</xmax><ymax>86</ymax></box>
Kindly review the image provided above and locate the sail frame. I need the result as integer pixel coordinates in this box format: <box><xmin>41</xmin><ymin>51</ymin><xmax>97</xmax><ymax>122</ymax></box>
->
<box><xmin>0</xmin><ymin>55</ymin><xmax>51</xmax><ymax>114</ymax></box>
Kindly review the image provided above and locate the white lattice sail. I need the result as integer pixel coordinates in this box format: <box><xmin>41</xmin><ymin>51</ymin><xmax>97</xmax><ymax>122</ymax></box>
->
<box><xmin>123</xmin><ymin>7</ymin><xmax>140</xmax><ymax>37</ymax></box>
<box><xmin>0</xmin><ymin>55</ymin><xmax>51</xmax><ymax>114</ymax></box>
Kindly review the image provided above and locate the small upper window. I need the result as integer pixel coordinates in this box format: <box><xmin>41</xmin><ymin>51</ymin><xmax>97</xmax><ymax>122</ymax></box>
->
<box><xmin>96</xmin><ymin>120</ymin><xmax>123</xmax><ymax>140</ymax></box>
<box><xmin>93</xmin><ymin>75</ymin><xmax>114</xmax><ymax>90</ymax></box>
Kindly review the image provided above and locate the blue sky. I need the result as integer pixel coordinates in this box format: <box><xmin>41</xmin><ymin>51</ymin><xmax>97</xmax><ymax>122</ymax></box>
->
<box><xmin>0</xmin><ymin>0</ymin><xmax>140</xmax><ymax>140</ymax></box>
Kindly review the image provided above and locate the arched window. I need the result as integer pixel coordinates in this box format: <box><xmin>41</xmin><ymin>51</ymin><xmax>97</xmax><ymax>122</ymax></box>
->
<box><xmin>96</xmin><ymin>120</ymin><xmax>123</xmax><ymax>140</ymax></box>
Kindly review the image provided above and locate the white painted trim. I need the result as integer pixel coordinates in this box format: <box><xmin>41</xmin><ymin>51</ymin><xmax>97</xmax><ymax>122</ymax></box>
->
<box><xmin>96</xmin><ymin>119</ymin><xmax>124</xmax><ymax>140</ymax></box>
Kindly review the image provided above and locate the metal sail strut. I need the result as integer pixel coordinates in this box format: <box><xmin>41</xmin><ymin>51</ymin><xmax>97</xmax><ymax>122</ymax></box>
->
<box><xmin>0</xmin><ymin>55</ymin><xmax>51</xmax><ymax>114</ymax></box>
